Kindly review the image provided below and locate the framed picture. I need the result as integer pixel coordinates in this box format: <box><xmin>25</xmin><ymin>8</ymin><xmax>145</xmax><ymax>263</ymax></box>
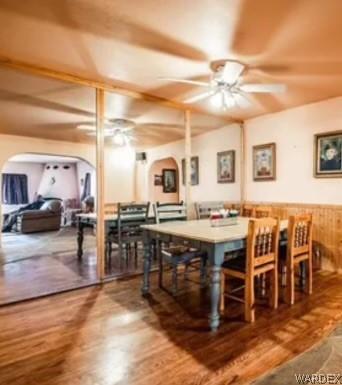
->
<box><xmin>253</xmin><ymin>143</ymin><xmax>276</xmax><ymax>181</ymax></box>
<box><xmin>182</xmin><ymin>156</ymin><xmax>199</xmax><ymax>185</ymax></box>
<box><xmin>217</xmin><ymin>150</ymin><xmax>235</xmax><ymax>183</ymax></box>
<box><xmin>162</xmin><ymin>169</ymin><xmax>177</xmax><ymax>193</ymax></box>
<box><xmin>154</xmin><ymin>174</ymin><xmax>163</xmax><ymax>186</ymax></box>
<box><xmin>314</xmin><ymin>131</ymin><xmax>342</xmax><ymax>178</ymax></box>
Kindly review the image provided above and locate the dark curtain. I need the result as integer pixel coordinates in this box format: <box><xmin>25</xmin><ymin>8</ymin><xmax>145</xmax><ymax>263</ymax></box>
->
<box><xmin>81</xmin><ymin>172</ymin><xmax>91</xmax><ymax>201</ymax></box>
<box><xmin>2</xmin><ymin>173</ymin><xmax>29</xmax><ymax>204</ymax></box>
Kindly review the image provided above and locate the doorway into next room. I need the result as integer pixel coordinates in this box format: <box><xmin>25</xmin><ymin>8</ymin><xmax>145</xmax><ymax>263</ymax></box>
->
<box><xmin>0</xmin><ymin>153</ymin><xmax>98</xmax><ymax>305</ymax></box>
<box><xmin>148</xmin><ymin>157</ymin><xmax>180</xmax><ymax>204</ymax></box>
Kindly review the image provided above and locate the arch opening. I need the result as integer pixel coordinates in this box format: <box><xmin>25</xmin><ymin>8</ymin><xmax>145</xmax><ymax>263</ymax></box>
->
<box><xmin>148</xmin><ymin>157</ymin><xmax>180</xmax><ymax>204</ymax></box>
<box><xmin>0</xmin><ymin>152</ymin><xmax>97</xmax><ymax>305</ymax></box>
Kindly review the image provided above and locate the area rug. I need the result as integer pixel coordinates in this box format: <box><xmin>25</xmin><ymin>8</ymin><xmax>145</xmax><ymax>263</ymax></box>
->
<box><xmin>0</xmin><ymin>226</ymin><xmax>96</xmax><ymax>264</ymax></box>
<box><xmin>253</xmin><ymin>324</ymin><xmax>342</xmax><ymax>384</ymax></box>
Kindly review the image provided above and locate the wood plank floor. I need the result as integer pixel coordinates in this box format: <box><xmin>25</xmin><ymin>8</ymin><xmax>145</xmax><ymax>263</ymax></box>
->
<box><xmin>0</xmin><ymin>271</ymin><xmax>341</xmax><ymax>385</ymax></box>
<box><xmin>0</xmin><ymin>227</ymin><xmax>98</xmax><ymax>304</ymax></box>
<box><xmin>0</xmin><ymin>227</ymin><xmax>155</xmax><ymax>304</ymax></box>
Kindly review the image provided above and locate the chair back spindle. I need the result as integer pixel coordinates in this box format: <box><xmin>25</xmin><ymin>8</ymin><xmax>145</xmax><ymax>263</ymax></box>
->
<box><xmin>288</xmin><ymin>214</ymin><xmax>313</xmax><ymax>259</ymax></box>
<box><xmin>255</xmin><ymin>207</ymin><xmax>271</xmax><ymax>218</ymax></box>
<box><xmin>247</xmin><ymin>217</ymin><xmax>280</xmax><ymax>270</ymax></box>
<box><xmin>242</xmin><ymin>205</ymin><xmax>255</xmax><ymax>218</ymax></box>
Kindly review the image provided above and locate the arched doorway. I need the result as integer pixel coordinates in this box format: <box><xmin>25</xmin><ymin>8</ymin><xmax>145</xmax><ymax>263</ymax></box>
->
<box><xmin>148</xmin><ymin>157</ymin><xmax>179</xmax><ymax>203</ymax></box>
<box><xmin>0</xmin><ymin>153</ymin><xmax>97</xmax><ymax>305</ymax></box>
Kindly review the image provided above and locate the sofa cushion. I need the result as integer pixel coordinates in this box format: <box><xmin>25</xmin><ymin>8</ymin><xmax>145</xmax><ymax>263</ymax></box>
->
<box><xmin>40</xmin><ymin>200</ymin><xmax>62</xmax><ymax>213</ymax></box>
<box><xmin>21</xmin><ymin>210</ymin><xmax>56</xmax><ymax>220</ymax></box>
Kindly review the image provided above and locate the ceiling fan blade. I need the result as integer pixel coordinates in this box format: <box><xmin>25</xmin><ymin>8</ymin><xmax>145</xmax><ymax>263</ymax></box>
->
<box><xmin>184</xmin><ymin>90</ymin><xmax>216</xmax><ymax>104</ymax></box>
<box><xmin>77</xmin><ymin>124</ymin><xmax>96</xmax><ymax>131</ymax></box>
<box><xmin>86</xmin><ymin>127</ymin><xmax>114</xmax><ymax>136</ymax></box>
<box><xmin>232</xmin><ymin>92</ymin><xmax>252</xmax><ymax>109</ymax></box>
<box><xmin>240</xmin><ymin>83</ymin><xmax>286</xmax><ymax>93</ymax></box>
<box><xmin>158</xmin><ymin>77</ymin><xmax>209</xmax><ymax>87</ymax></box>
<box><xmin>221</xmin><ymin>61</ymin><xmax>245</xmax><ymax>84</ymax></box>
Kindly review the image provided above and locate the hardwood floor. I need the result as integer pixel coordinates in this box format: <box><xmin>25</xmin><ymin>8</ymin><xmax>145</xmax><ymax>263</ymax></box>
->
<box><xmin>0</xmin><ymin>227</ymin><xmax>98</xmax><ymax>305</ymax></box>
<box><xmin>0</xmin><ymin>271</ymin><xmax>341</xmax><ymax>385</ymax></box>
<box><xmin>0</xmin><ymin>227</ymin><xmax>157</xmax><ymax>305</ymax></box>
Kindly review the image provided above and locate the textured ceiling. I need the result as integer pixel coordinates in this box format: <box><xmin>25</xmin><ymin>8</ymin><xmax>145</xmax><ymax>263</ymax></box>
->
<box><xmin>9</xmin><ymin>154</ymin><xmax>81</xmax><ymax>163</ymax></box>
<box><xmin>0</xmin><ymin>67</ymin><xmax>228</xmax><ymax>148</ymax></box>
<box><xmin>0</xmin><ymin>0</ymin><xmax>341</xmax><ymax>135</ymax></box>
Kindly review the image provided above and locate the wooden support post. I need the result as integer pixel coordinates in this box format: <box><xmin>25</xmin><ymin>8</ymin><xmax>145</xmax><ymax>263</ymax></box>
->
<box><xmin>96</xmin><ymin>88</ymin><xmax>105</xmax><ymax>280</ymax></box>
<box><xmin>240</xmin><ymin>121</ymin><xmax>247</xmax><ymax>208</ymax></box>
<box><xmin>184</xmin><ymin>110</ymin><xmax>192</xmax><ymax>219</ymax></box>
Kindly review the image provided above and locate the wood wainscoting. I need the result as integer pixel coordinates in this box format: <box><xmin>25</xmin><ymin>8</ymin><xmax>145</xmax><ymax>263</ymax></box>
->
<box><xmin>240</xmin><ymin>202</ymin><xmax>342</xmax><ymax>273</ymax></box>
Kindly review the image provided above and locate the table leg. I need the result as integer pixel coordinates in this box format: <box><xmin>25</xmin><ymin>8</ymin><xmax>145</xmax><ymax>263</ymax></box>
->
<box><xmin>77</xmin><ymin>219</ymin><xmax>84</xmax><ymax>260</ymax></box>
<box><xmin>209</xmin><ymin>243</ymin><xmax>225</xmax><ymax>332</ymax></box>
<box><xmin>141</xmin><ymin>230</ymin><xmax>152</xmax><ymax>295</ymax></box>
<box><xmin>104</xmin><ymin>222</ymin><xmax>111</xmax><ymax>269</ymax></box>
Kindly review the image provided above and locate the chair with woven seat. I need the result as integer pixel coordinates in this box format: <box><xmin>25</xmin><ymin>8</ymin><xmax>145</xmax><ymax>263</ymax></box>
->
<box><xmin>160</xmin><ymin>245</ymin><xmax>207</xmax><ymax>295</ymax></box>
<box><xmin>154</xmin><ymin>201</ymin><xmax>187</xmax><ymax>223</ymax></box>
<box><xmin>220</xmin><ymin>217</ymin><xmax>280</xmax><ymax>322</ymax></box>
<box><xmin>284</xmin><ymin>214</ymin><xmax>313</xmax><ymax>305</ymax></box>
<box><xmin>108</xmin><ymin>202</ymin><xmax>150</xmax><ymax>262</ymax></box>
<box><xmin>154</xmin><ymin>202</ymin><xmax>207</xmax><ymax>295</ymax></box>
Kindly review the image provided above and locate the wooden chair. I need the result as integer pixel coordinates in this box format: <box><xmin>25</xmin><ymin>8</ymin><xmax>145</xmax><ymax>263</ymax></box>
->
<box><xmin>220</xmin><ymin>217</ymin><xmax>280</xmax><ymax>322</ymax></box>
<box><xmin>285</xmin><ymin>214</ymin><xmax>313</xmax><ymax>305</ymax></box>
<box><xmin>108</xmin><ymin>202</ymin><xmax>150</xmax><ymax>261</ymax></box>
<box><xmin>255</xmin><ymin>206</ymin><xmax>271</xmax><ymax>218</ymax></box>
<box><xmin>154</xmin><ymin>202</ymin><xmax>207</xmax><ymax>295</ymax></box>
<box><xmin>154</xmin><ymin>201</ymin><xmax>187</xmax><ymax>223</ymax></box>
<box><xmin>195</xmin><ymin>201</ymin><xmax>225</xmax><ymax>219</ymax></box>
<box><xmin>242</xmin><ymin>205</ymin><xmax>255</xmax><ymax>218</ymax></box>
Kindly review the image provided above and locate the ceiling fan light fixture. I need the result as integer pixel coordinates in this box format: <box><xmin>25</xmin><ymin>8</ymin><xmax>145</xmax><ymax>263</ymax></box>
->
<box><xmin>113</xmin><ymin>131</ymin><xmax>126</xmax><ymax>146</ymax></box>
<box><xmin>210</xmin><ymin>90</ymin><xmax>224</xmax><ymax>109</ymax></box>
<box><xmin>223</xmin><ymin>91</ymin><xmax>236</xmax><ymax>109</ymax></box>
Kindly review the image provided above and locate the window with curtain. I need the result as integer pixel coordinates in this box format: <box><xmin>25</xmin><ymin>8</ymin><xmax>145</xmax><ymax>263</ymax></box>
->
<box><xmin>2</xmin><ymin>173</ymin><xmax>29</xmax><ymax>204</ymax></box>
<box><xmin>81</xmin><ymin>172</ymin><xmax>91</xmax><ymax>201</ymax></box>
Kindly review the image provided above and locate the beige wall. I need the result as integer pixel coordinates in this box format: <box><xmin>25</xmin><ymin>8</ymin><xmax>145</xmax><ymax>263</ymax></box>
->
<box><xmin>148</xmin><ymin>157</ymin><xmax>179</xmax><ymax>203</ymax></box>
<box><xmin>138</xmin><ymin>123</ymin><xmax>241</xmax><ymax>204</ymax></box>
<box><xmin>0</xmin><ymin>134</ymin><xmax>136</xmax><ymax>205</ymax></box>
<box><xmin>245</xmin><ymin>97</ymin><xmax>342</xmax><ymax>205</ymax></box>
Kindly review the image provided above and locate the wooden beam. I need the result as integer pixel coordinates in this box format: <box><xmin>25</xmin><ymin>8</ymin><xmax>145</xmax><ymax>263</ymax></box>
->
<box><xmin>184</xmin><ymin>109</ymin><xmax>192</xmax><ymax>219</ymax></box>
<box><xmin>240</xmin><ymin>121</ymin><xmax>247</xmax><ymax>207</ymax></box>
<box><xmin>96</xmin><ymin>88</ymin><xmax>105</xmax><ymax>280</ymax></box>
<box><xmin>0</xmin><ymin>55</ymin><xmax>237</xmax><ymax>122</ymax></box>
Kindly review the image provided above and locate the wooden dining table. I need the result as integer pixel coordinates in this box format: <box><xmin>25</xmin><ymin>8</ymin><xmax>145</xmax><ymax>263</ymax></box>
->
<box><xmin>141</xmin><ymin>217</ymin><xmax>288</xmax><ymax>331</ymax></box>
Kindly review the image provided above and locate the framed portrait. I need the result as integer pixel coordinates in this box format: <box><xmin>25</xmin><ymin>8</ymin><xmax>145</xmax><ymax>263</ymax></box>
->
<box><xmin>154</xmin><ymin>174</ymin><xmax>163</xmax><ymax>186</ymax></box>
<box><xmin>314</xmin><ymin>131</ymin><xmax>342</xmax><ymax>178</ymax></box>
<box><xmin>162</xmin><ymin>169</ymin><xmax>177</xmax><ymax>193</ymax></box>
<box><xmin>217</xmin><ymin>150</ymin><xmax>235</xmax><ymax>183</ymax></box>
<box><xmin>182</xmin><ymin>156</ymin><xmax>199</xmax><ymax>186</ymax></box>
<box><xmin>253</xmin><ymin>143</ymin><xmax>276</xmax><ymax>181</ymax></box>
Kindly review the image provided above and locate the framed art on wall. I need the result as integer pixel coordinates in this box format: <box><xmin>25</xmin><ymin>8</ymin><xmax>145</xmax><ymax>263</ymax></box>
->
<box><xmin>154</xmin><ymin>174</ymin><xmax>163</xmax><ymax>186</ymax></box>
<box><xmin>162</xmin><ymin>169</ymin><xmax>177</xmax><ymax>193</ymax></box>
<box><xmin>217</xmin><ymin>150</ymin><xmax>235</xmax><ymax>183</ymax></box>
<box><xmin>182</xmin><ymin>156</ymin><xmax>199</xmax><ymax>185</ymax></box>
<box><xmin>253</xmin><ymin>143</ymin><xmax>276</xmax><ymax>181</ymax></box>
<box><xmin>314</xmin><ymin>131</ymin><xmax>342</xmax><ymax>178</ymax></box>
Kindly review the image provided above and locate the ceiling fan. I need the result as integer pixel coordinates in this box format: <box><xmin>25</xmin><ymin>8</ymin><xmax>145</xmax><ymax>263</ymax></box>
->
<box><xmin>77</xmin><ymin>118</ymin><xmax>136</xmax><ymax>146</ymax></box>
<box><xmin>159</xmin><ymin>60</ymin><xmax>287</xmax><ymax>110</ymax></box>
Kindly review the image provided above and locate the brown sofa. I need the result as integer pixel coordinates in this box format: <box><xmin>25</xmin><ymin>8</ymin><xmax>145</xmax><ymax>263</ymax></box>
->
<box><xmin>20</xmin><ymin>200</ymin><xmax>62</xmax><ymax>234</ymax></box>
